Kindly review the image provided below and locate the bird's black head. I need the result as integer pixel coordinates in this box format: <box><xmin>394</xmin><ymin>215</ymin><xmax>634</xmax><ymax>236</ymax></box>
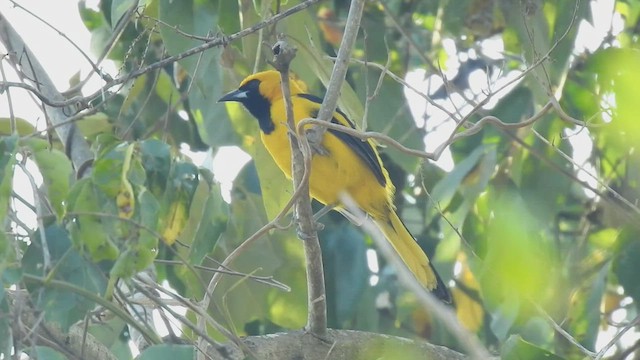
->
<box><xmin>219</xmin><ymin>72</ymin><xmax>287</xmax><ymax>134</ymax></box>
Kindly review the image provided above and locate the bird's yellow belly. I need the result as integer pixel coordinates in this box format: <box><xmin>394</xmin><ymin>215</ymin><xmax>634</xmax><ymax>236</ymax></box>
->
<box><xmin>261</xmin><ymin>126</ymin><xmax>388</xmax><ymax>218</ymax></box>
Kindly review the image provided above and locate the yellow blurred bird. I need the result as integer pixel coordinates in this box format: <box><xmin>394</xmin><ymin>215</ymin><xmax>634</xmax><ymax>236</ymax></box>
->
<box><xmin>219</xmin><ymin>70</ymin><xmax>451</xmax><ymax>302</ymax></box>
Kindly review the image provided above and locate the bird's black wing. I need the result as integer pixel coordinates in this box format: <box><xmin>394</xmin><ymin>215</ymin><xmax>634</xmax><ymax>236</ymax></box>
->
<box><xmin>296</xmin><ymin>93</ymin><xmax>386</xmax><ymax>187</ymax></box>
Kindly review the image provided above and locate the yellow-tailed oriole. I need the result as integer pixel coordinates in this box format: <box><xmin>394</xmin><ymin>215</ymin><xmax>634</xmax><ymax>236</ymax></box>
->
<box><xmin>219</xmin><ymin>70</ymin><xmax>450</xmax><ymax>302</ymax></box>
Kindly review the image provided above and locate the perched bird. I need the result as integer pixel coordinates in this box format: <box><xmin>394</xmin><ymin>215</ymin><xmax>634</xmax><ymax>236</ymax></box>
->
<box><xmin>219</xmin><ymin>70</ymin><xmax>451</xmax><ymax>302</ymax></box>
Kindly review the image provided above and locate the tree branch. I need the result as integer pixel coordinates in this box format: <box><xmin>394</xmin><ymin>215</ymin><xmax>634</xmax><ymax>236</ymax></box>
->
<box><xmin>7</xmin><ymin>289</ymin><xmax>484</xmax><ymax>360</ymax></box>
<box><xmin>8</xmin><ymin>289</ymin><xmax>115</xmax><ymax>360</ymax></box>
<box><xmin>204</xmin><ymin>329</ymin><xmax>483</xmax><ymax>360</ymax></box>
<box><xmin>271</xmin><ymin>37</ymin><xmax>327</xmax><ymax>338</ymax></box>
<box><xmin>305</xmin><ymin>0</ymin><xmax>366</xmax><ymax>151</ymax></box>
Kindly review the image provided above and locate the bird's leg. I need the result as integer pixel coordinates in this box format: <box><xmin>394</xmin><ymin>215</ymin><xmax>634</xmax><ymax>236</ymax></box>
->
<box><xmin>312</xmin><ymin>203</ymin><xmax>338</xmax><ymax>221</ymax></box>
<box><xmin>295</xmin><ymin>209</ymin><xmax>325</xmax><ymax>240</ymax></box>
<box><xmin>295</xmin><ymin>221</ymin><xmax>325</xmax><ymax>240</ymax></box>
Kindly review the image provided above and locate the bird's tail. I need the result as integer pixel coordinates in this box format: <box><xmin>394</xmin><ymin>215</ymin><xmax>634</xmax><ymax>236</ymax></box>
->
<box><xmin>375</xmin><ymin>210</ymin><xmax>451</xmax><ymax>303</ymax></box>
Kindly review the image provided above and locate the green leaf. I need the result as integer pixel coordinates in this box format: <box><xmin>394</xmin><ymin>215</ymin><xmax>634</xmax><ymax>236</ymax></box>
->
<box><xmin>363</xmin><ymin>76</ymin><xmax>424</xmax><ymax>172</ymax></box>
<box><xmin>501</xmin><ymin>335</ymin><xmax>565</xmax><ymax>360</ymax></box>
<box><xmin>158</xmin><ymin>0</ymin><xmax>235</xmax><ymax>147</ymax></box>
<box><xmin>0</xmin><ymin>117</ymin><xmax>37</xmax><ymax>136</ymax></box>
<box><xmin>23</xmin><ymin>224</ymin><xmax>107</xmax><ymax>331</ymax></box>
<box><xmin>0</xmin><ymin>287</ymin><xmax>10</xmax><ymax>358</ymax></box>
<box><xmin>135</xmin><ymin>188</ymin><xmax>160</xmax><ymax>260</ymax></box>
<box><xmin>211</xmin><ymin>190</ymin><xmax>304</xmax><ymax>334</ymax></box>
<box><xmin>110</xmin><ymin>0</ymin><xmax>137</xmax><ymax>29</ymax></box>
<box><xmin>489</xmin><ymin>87</ymin><xmax>534</xmax><ymax>126</ymax></box>
<box><xmin>87</xmin><ymin>317</ymin><xmax>132</xmax><ymax>360</ymax></box>
<box><xmin>79</xmin><ymin>1</ymin><xmax>105</xmax><ymax>31</ymax></box>
<box><xmin>0</xmin><ymin>135</ymin><xmax>17</xmax><ymax>269</ymax></box>
<box><xmin>282</xmin><ymin>4</ymin><xmax>365</xmax><ymax>124</ymax></box>
<box><xmin>320</xmin><ymin>219</ymin><xmax>369</xmax><ymax>327</ymax></box>
<box><xmin>67</xmin><ymin>178</ymin><xmax>119</xmax><ymax>262</ymax></box>
<box><xmin>140</xmin><ymin>139</ymin><xmax>172</xmax><ymax>196</ymax></box>
<box><xmin>92</xmin><ymin>143</ymin><xmax>127</xmax><ymax>197</ymax></box>
<box><xmin>156</xmin><ymin>162</ymin><xmax>198</xmax><ymax>245</ymax></box>
<box><xmin>490</xmin><ymin>299</ymin><xmax>520</xmax><ymax>342</ymax></box>
<box><xmin>251</xmin><ymin>141</ymin><xmax>291</xmax><ymax>219</ymax></box>
<box><xmin>138</xmin><ymin>344</ymin><xmax>194</xmax><ymax>360</ymax></box>
<box><xmin>436</xmin><ymin>145</ymin><xmax>497</xmax><ymax>261</ymax></box>
<box><xmin>75</xmin><ymin>112</ymin><xmax>113</xmax><ymax>140</ymax></box>
<box><xmin>0</xmin><ymin>135</ymin><xmax>17</xmax><ymax>221</ymax></box>
<box><xmin>563</xmin><ymin>262</ymin><xmax>607</xmax><ymax>353</ymax></box>
<box><xmin>188</xmin><ymin>180</ymin><xmax>228</xmax><ymax>265</ymax></box>
<box><xmin>425</xmin><ymin>145</ymin><xmax>487</xmax><ymax>220</ymax></box>
<box><xmin>589</xmin><ymin>48</ymin><xmax>640</xmax><ymax>152</ymax></box>
<box><xmin>614</xmin><ymin>229</ymin><xmax>640</xmax><ymax>310</ymax></box>
<box><xmin>546</xmin><ymin>0</ymin><xmax>591</xmax><ymax>83</ymax></box>
<box><xmin>27</xmin><ymin>141</ymin><xmax>73</xmax><ymax>220</ymax></box>
<box><xmin>479</xmin><ymin>187</ymin><xmax>558</xmax><ymax>318</ymax></box>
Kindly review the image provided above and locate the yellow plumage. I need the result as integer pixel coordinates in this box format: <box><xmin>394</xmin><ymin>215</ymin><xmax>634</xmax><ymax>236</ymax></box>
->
<box><xmin>219</xmin><ymin>70</ymin><xmax>450</xmax><ymax>302</ymax></box>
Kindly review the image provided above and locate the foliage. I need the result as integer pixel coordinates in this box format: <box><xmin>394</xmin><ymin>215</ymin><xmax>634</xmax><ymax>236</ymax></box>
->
<box><xmin>2</xmin><ymin>0</ymin><xmax>640</xmax><ymax>359</ymax></box>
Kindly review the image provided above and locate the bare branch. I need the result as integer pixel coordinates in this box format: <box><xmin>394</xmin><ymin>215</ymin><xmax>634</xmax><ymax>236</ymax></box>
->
<box><xmin>306</xmin><ymin>0</ymin><xmax>366</xmax><ymax>151</ymax></box>
<box><xmin>271</xmin><ymin>36</ymin><xmax>328</xmax><ymax>338</ymax></box>
<box><xmin>203</xmin><ymin>329</ymin><xmax>480</xmax><ymax>360</ymax></box>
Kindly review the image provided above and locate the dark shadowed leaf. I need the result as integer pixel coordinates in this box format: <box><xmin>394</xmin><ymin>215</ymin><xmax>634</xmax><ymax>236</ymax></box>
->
<box><xmin>158</xmin><ymin>0</ymin><xmax>236</xmax><ymax>147</ymax></box>
<box><xmin>320</xmin><ymin>218</ymin><xmax>369</xmax><ymax>327</ymax></box>
<box><xmin>25</xmin><ymin>139</ymin><xmax>73</xmax><ymax>220</ymax></box>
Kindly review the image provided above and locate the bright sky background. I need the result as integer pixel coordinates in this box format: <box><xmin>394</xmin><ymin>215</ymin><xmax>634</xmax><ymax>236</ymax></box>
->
<box><xmin>0</xmin><ymin>0</ymin><xmax>634</xmax><ymax>356</ymax></box>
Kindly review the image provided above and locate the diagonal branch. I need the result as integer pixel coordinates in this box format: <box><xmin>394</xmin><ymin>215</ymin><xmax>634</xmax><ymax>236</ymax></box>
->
<box><xmin>305</xmin><ymin>0</ymin><xmax>366</xmax><ymax>152</ymax></box>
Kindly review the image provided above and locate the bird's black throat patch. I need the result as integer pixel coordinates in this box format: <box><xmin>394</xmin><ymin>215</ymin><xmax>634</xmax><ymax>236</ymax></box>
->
<box><xmin>237</xmin><ymin>79</ymin><xmax>275</xmax><ymax>134</ymax></box>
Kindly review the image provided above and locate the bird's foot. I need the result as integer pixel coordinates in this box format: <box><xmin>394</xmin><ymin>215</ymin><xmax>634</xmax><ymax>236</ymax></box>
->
<box><xmin>295</xmin><ymin>223</ymin><xmax>324</xmax><ymax>241</ymax></box>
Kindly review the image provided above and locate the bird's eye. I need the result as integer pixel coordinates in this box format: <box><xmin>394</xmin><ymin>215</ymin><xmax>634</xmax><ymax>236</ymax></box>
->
<box><xmin>241</xmin><ymin>79</ymin><xmax>261</xmax><ymax>94</ymax></box>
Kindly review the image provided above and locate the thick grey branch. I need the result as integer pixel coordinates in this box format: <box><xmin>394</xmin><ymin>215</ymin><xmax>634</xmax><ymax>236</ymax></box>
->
<box><xmin>206</xmin><ymin>329</ymin><xmax>485</xmax><ymax>360</ymax></box>
<box><xmin>8</xmin><ymin>290</ymin><xmax>117</xmax><ymax>360</ymax></box>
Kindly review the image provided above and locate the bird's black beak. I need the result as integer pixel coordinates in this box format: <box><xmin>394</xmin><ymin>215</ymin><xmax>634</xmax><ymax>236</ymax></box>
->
<box><xmin>218</xmin><ymin>89</ymin><xmax>248</xmax><ymax>103</ymax></box>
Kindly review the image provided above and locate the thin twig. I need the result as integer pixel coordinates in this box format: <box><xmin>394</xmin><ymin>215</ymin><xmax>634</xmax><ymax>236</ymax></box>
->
<box><xmin>154</xmin><ymin>259</ymin><xmax>290</xmax><ymax>291</ymax></box>
<box><xmin>535</xmin><ymin>303</ymin><xmax>597</xmax><ymax>358</ymax></box>
<box><xmin>0</xmin><ymin>0</ymin><xmax>322</xmax><ymax>112</ymax></box>
<box><xmin>594</xmin><ymin>300</ymin><xmax>640</xmax><ymax>360</ymax></box>
<box><xmin>17</xmin><ymin>161</ymin><xmax>50</xmax><ymax>271</ymax></box>
<box><xmin>8</xmin><ymin>0</ymin><xmax>110</xmax><ymax>85</ymax></box>
<box><xmin>22</xmin><ymin>273</ymin><xmax>162</xmax><ymax>345</ymax></box>
<box><xmin>0</xmin><ymin>11</ymin><xmax>93</xmax><ymax>170</ymax></box>
<box><xmin>0</xmin><ymin>57</ymin><xmax>16</xmax><ymax>133</ymax></box>
<box><xmin>130</xmin><ymin>276</ymin><xmax>240</xmax><ymax>354</ymax></box>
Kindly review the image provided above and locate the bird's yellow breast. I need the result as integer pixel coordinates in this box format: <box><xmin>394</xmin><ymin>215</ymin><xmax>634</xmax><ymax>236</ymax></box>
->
<box><xmin>262</xmin><ymin>98</ymin><xmax>391</xmax><ymax>219</ymax></box>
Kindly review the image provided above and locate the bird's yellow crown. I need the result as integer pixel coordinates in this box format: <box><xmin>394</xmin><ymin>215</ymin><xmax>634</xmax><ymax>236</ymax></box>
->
<box><xmin>239</xmin><ymin>70</ymin><xmax>307</xmax><ymax>101</ymax></box>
